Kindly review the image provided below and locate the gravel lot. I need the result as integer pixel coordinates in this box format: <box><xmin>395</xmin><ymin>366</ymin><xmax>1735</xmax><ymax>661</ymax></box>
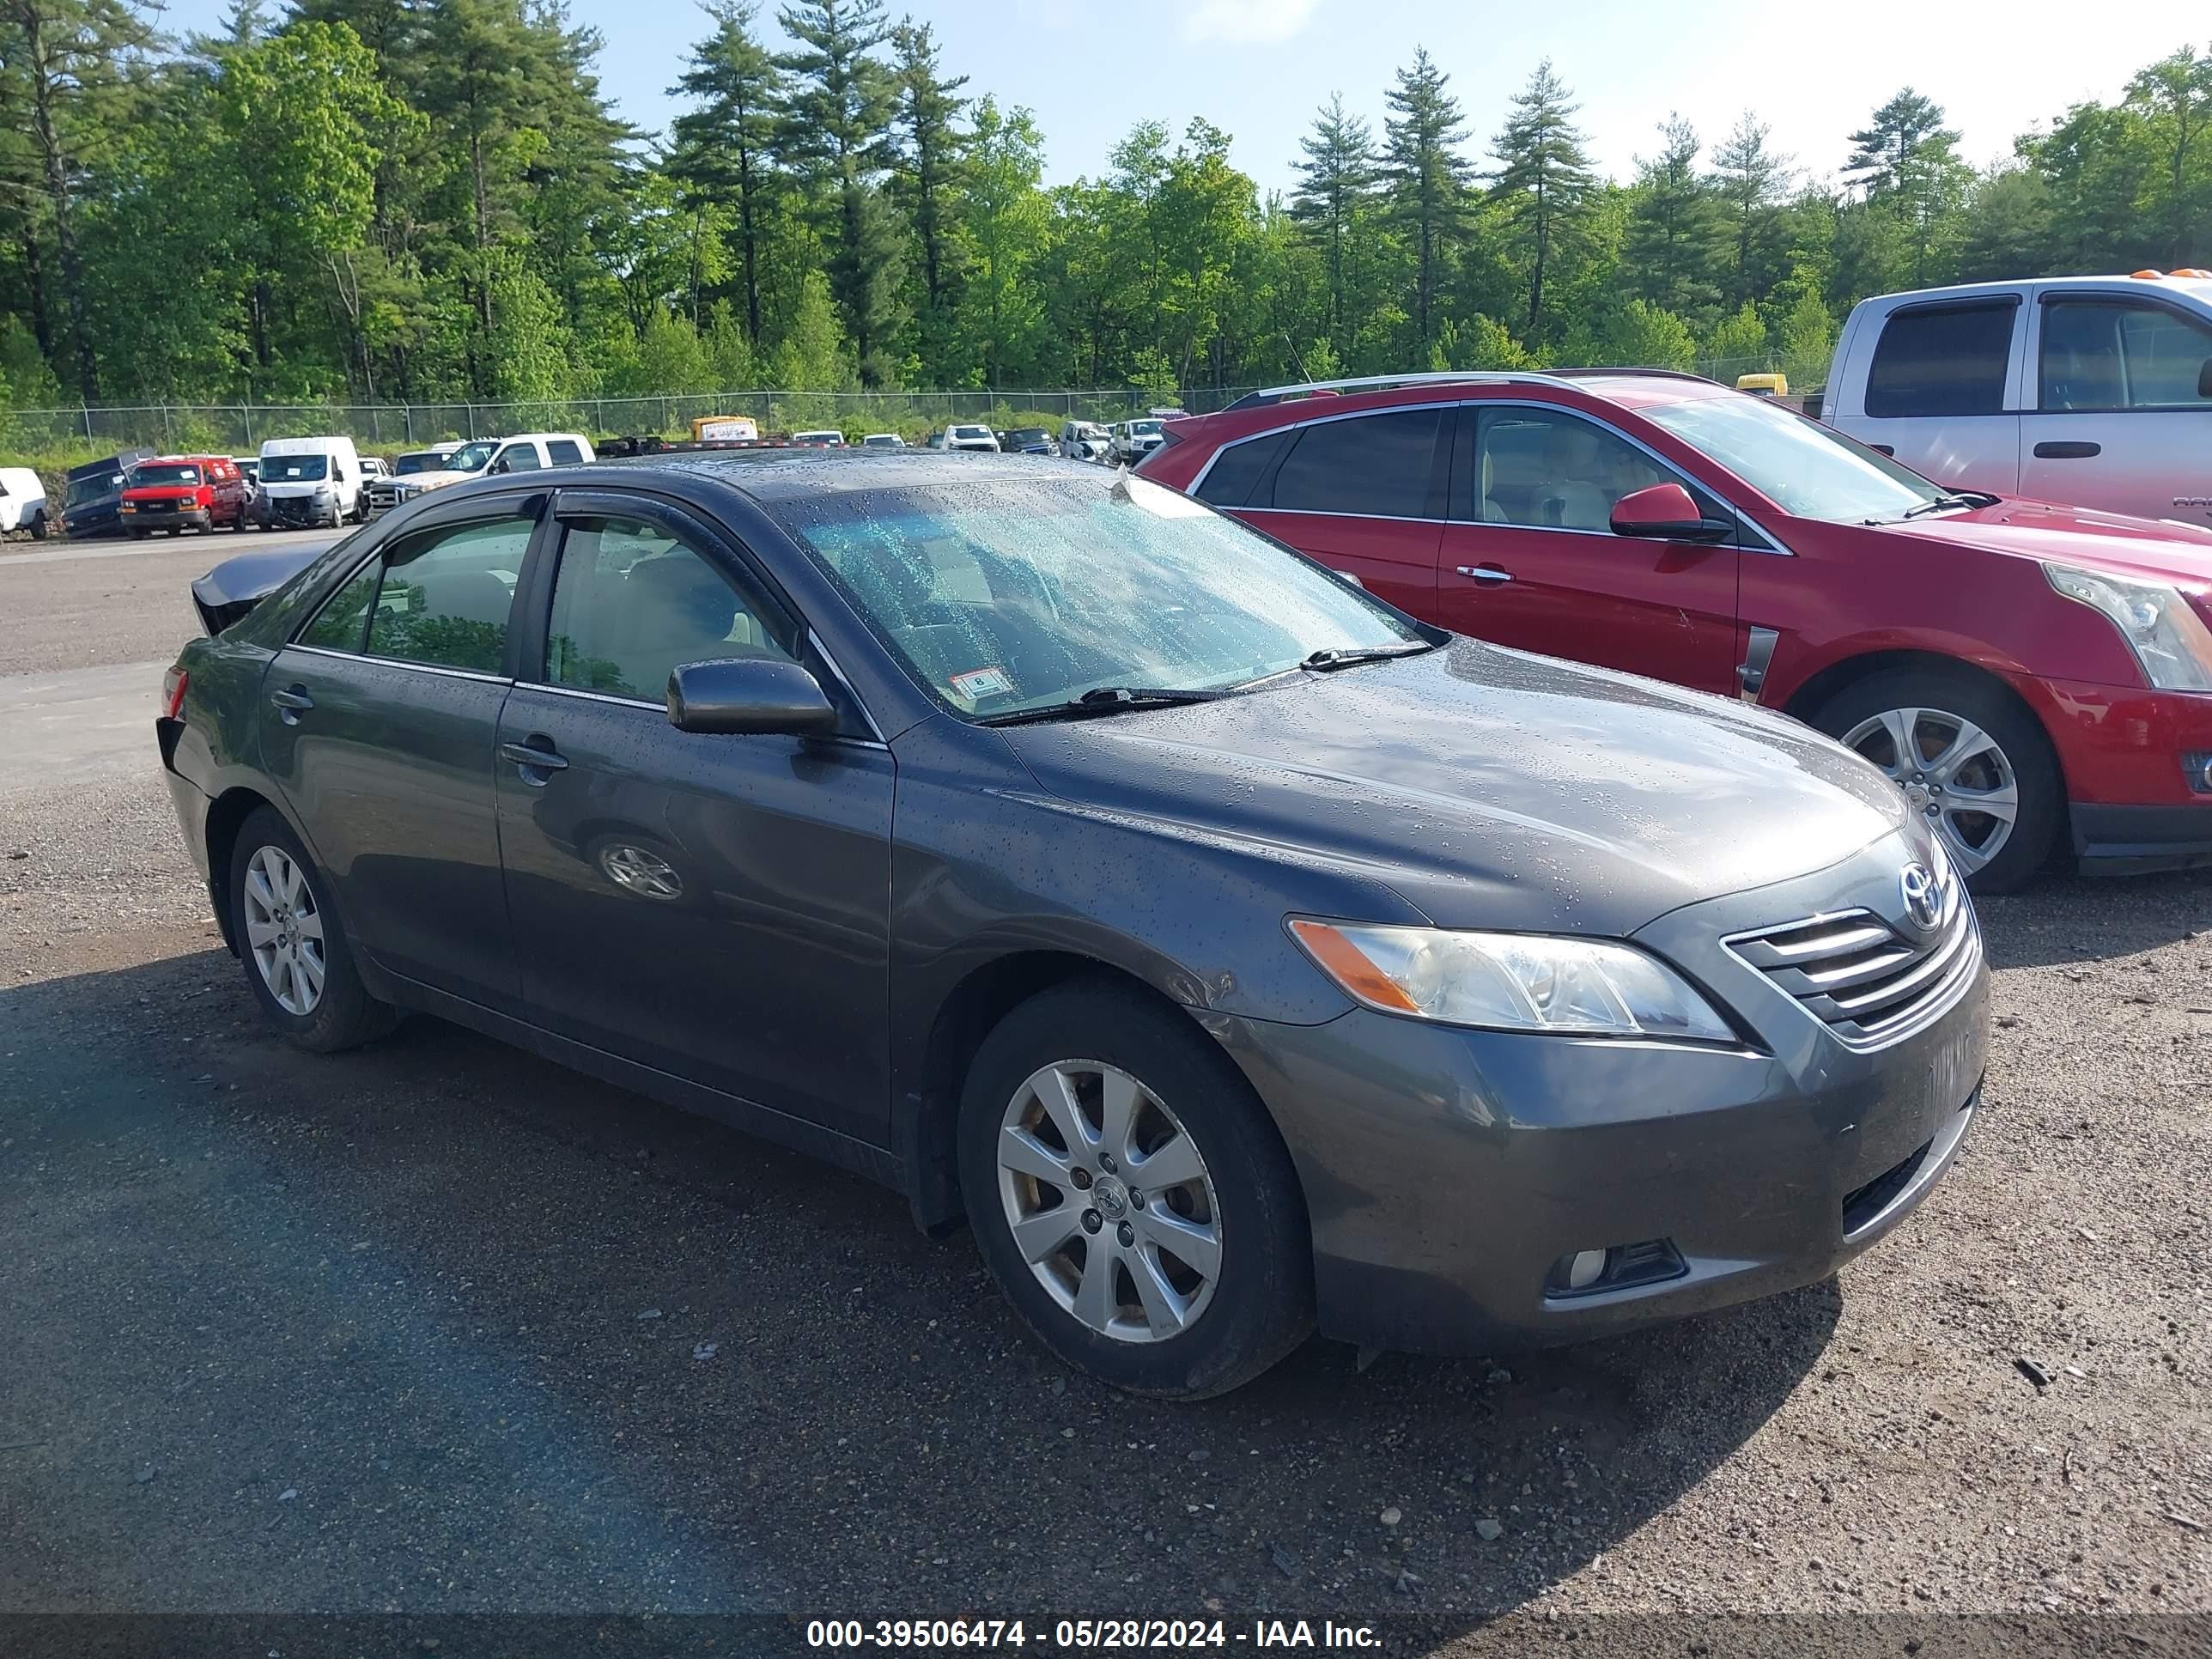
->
<box><xmin>1</xmin><ymin>532</ymin><xmax>2207</xmax><ymax>1650</ymax></box>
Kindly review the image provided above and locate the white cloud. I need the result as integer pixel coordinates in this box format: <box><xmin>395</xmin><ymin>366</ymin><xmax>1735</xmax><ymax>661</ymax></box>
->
<box><xmin>1182</xmin><ymin>0</ymin><xmax>1321</xmax><ymax>46</ymax></box>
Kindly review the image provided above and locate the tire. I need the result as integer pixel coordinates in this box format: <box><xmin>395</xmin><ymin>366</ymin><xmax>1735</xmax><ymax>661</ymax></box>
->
<box><xmin>1812</xmin><ymin>667</ymin><xmax>2063</xmax><ymax>894</ymax></box>
<box><xmin>228</xmin><ymin>805</ymin><xmax>397</xmax><ymax>1053</ymax></box>
<box><xmin>957</xmin><ymin>979</ymin><xmax>1313</xmax><ymax>1399</ymax></box>
<box><xmin>27</xmin><ymin>510</ymin><xmax>49</xmax><ymax>541</ymax></box>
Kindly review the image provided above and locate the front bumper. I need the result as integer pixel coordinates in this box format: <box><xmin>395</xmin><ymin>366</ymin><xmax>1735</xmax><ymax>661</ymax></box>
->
<box><xmin>2031</xmin><ymin>677</ymin><xmax>2212</xmax><ymax>869</ymax></box>
<box><xmin>261</xmin><ymin>494</ymin><xmax>337</xmax><ymax>527</ymax></box>
<box><xmin>123</xmin><ymin>505</ymin><xmax>211</xmax><ymax>531</ymax></box>
<box><xmin>1222</xmin><ymin>833</ymin><xmax>1990</xmax><ymax>1355</ymax></box>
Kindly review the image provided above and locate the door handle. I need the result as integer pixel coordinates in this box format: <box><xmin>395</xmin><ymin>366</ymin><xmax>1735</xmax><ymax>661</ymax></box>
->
<box><xmin>2033</xmin><ymin>440</ymin><xmax>2101</xmax><ymax>459</ymax></box>
<box><xmin>500</xmin><ymin>738</ymin><xmax>569</xmax><ymax>779</ymax></box>
<box><xmin>269</xmin><ymin>684</ymin><xmax>313</xmax><ymax>724</ymax></box>
<box><xmin>1869</xmin><ymin>443</ymin><xmax>1895</xmax><ymax>457</ymax></box>
<box><xmin>1455</xmin><ymin>565</ymin><xmax>1514</xmax><ymax>584</ymax></box>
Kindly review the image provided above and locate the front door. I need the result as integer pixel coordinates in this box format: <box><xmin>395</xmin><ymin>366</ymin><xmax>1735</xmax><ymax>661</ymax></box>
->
<box><xmin>1433</xmin><ymin>404</ymin><xmax>1742</xmax><ymax>696</ymax></box>
<box><xmin>2026</xmin><ymin>292</ymin><xmax>2212</xmax><ymax>527</ymax></box>
<box><xmin>493</xmin><ymin>494</ymin><xmax>895</xmax><ymax>1140</ymax></box>
<box><xmin>258</xmin><ymin>506</ymin><xmax>540</xmax><ymax>1010</ymax></box>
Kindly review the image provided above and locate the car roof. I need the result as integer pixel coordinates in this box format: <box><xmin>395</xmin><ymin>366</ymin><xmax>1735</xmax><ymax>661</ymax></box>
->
<box><xmin>1861</xmin><ymin>272</ymin><xmax>2212</xmax><ymax>307</ymax></box>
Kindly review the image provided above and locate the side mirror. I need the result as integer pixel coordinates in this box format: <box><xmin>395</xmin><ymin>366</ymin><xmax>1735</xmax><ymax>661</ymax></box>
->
<box><xmin>2198</xmin><ymin>356</ymin><xmax>2212</xmax><ymax>399</ymax></box>
<box><xmin>1610</xmin><ymin>482</ymin><xmax>1732</xmax><ymax>543</ymax></box>
<box><xmin>667</xmin><ymin>658</ymin><xmax>840</xmax><ymax>737</ymax></box>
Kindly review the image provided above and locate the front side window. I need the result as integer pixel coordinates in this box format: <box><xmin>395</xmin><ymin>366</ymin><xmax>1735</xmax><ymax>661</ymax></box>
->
<box><xmin>1266</xmin><ymin>409</ymin><xmax>1443</xmax><ymax>518</ymax></box>
<box><xmin>544</xmin><ymin>516</ymin><xmax>793</xmax><ymax>702</ymax></box>
<box><xmin>2041</xmin><ymin>300</ymin><xmax>2212</xmax><ymax>410</ymax></box>
<box><xmin>490</xmin><ymin>445</ymin><xmax>541</xmax><ymax>474</ymax></box>
<box><xmin>1639</xmin><ymin>391</ymin><xmax>1947</xmax><ymax>523</ymax></box>
<box><xmin>769</xmin><ymin>472</ymin><xmax>1426</xmax><ymax>720</ymax></box>
<box><xmin>1864</xmin><ymin>301</ymin><xmax>2015</xmax><ymax>418</ymax></box>
<box><xmin>1474</xmin><ymin>410</ymin><xmax>1677</xmax><ymax>532</ymax></box>
<box><xmin>332</xmin><ymin>518</ymin><xmax>534</xmax><ymax>672</ymax></box>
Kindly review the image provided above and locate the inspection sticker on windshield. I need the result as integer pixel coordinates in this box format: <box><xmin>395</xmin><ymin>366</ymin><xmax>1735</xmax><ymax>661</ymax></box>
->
<box><xmin>949</xmin><ymin>666</ymin><xmax>1014</xmax><ymax>702</ymax></box>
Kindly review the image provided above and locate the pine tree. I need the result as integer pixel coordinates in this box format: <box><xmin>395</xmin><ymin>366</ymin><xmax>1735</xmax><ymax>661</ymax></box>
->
<box><xmin>669</xmin><ymin>2</ymin><xmax>787</xmax><ymax>343</ymax></box>
<box><xmin>776</xmin><ymin>0</ymin><xmax>905</xmax><ymax>384</ymax></box>
<box><xmin>1845</xmin><ymin>88</ymin><xmax>1968</xmax><ymax>284</ymax></box>
<box><xmin>1381</xmin><ymin>49</ymin><xmax>1471</xmax><ymax>351</ymax></box>
<box><xmin>1490</xmin><ymin>58</ymin><xmax>1595</xmax><ymax>343</ymax></box>
<box><xmin>1707</xmin><ymin>112</ymin><xmax>1791</xmax><ymax>308</ymax></box>
<box><xmin>1623</xmin><ymin>115</ymin><xmax>1723</xmax><ymax>323</ymax></box>
<box><xmin>887</xmin><ymin>16</ymin><xmax>967</xmax><ymax>366</ymax></box>
<box><xmin>1290</xmin><ymin>92</ymin><xmax>1377</xmax><ymax>358</ymax></box>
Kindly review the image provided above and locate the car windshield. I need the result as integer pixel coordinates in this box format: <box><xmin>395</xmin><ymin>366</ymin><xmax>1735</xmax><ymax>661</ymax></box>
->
<box><xmin>951</xmin><ymin>426</ymin><xmax>992</xmax><ymax>440</ymax></box>
<box><xmin>130</xmin><ymin>464</ymin><xmax>202</xmax><ymax>488</ymax></box>
<box><xmin>261</xmin><ymin>454</ymin><xmax>328</xmax><ymax>483</ymax></box>
<box><xmin>1638</xmin><ymin>393</ymin><xmax>1949</xmax><ymax>523</ymax></box>
<box><xmin>1130</xmin><ymin>421</ymin><xmax>1163</xmax><ymax>436</ymax></box>
<box><xmin>769</xmin><ymin>473</ymin><xmax>1427</xmax><ymax>720</ymax></box>
<box><xmin>64</xmin><ymin>476</ymin><xmax>117</xmax><ymax>507</ymax></box>
<box><xmin>1007</xmin><ymin>428</ymin><xmax>1048</xmax><ymax>445</ymax></box>
<box><xmin>443</xmin><ymin>441</ymin><xmax>498</xmax><ymax>473</ymax></box>
<box><xmin>395</xmin><ymin>451</ymin><xmax>450</xmax><ymax>475</ymax></box>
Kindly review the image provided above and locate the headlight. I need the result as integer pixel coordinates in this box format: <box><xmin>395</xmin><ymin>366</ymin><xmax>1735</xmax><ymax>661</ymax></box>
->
<box><xmin>2044</xmin><ymin>562</ymin><xmax>2212</xmax><ymax>691</ymax></box>
<box><xmin>1290</xmin><ymin>920</ymin><xmax>1736</xmax><ymax>1042</ymax></box>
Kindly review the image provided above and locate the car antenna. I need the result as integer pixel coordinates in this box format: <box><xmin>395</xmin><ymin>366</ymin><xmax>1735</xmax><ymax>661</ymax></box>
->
<box><xmin>1282</xmin><ymin>331</ymin><xmax>1314</xmax><ymax>386</ymax></box>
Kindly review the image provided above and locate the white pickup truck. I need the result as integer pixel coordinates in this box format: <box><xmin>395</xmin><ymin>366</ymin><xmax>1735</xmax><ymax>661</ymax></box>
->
<box><xmin>1822</xmin><ymin>271</ymin><xmax>2212</xmax><ymax>528</ymax></box>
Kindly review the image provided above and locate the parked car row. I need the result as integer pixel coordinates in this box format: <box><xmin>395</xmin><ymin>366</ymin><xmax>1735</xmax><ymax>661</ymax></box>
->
<box><xmin>366</xmin><ymin>433</ymin><xmax>595</xmax><ymax>519</ymax></box>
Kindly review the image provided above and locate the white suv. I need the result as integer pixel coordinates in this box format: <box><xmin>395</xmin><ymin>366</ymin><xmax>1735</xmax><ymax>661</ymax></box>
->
<box><xmin>1824</xmin><ymin>271</ymin><xmax>2212</xmax><ymax>528</ymax></box>
<box><xmin>930</xmin><ymin>424</ymin><xmax>1000</xmax><ymax>453</ymax></box>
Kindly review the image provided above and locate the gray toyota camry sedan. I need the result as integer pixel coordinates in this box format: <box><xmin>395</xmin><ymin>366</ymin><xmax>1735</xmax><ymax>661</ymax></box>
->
<box><xmin>157</xmin><ymin>453</ymin><xmax>1987</xmax><ymax>1398</ymax></box>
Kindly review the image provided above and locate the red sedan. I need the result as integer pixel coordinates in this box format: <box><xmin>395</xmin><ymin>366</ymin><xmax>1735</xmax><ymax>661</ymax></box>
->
<box><xmin>1139</xmin><ymin>370</ymin><xmax>2212</xmax><ymax>891</ymax></box>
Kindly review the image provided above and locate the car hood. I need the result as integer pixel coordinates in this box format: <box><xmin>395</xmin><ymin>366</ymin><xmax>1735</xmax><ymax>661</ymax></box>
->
<box><xmin>1892</xmin><ymin>498</ymin><xmax>2212</xmax><ymax>586</ymax></box>
<box><xmin>1000</xmin><ymin>640</ymin><xmax>1914</xmax><ymax>937</ymax></box>
<box><xmin>383</xmin><ymin>469</ymin><xmax>475</xmax><ymax>490</ymax></box>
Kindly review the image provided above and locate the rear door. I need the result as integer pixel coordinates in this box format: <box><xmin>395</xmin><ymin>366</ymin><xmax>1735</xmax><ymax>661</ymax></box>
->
<box><xmin>1198</xmin><ymin>406</ymin><xmax>1448</xmax><ymax>617</ymax></box>
<box><xmin>2024</xmin><ymin>289</ymin><xmax>2212</xmax><ymax>526</ymax></box>
<box><xmin>1847</xmin><ymin>295</ymin><xmax>2024</xmax><ymax>496</ymax></box>
<box><xmin>1432</xmin><ymin>403</ymin><xmax>1741</xmax><ymax>695</ymax></box>
<box><xmin>492</xmin><ymin>489</ymin><xmax>895</xmax><ymax>1139</ymax></box>
<box><xmin>257</xmin><ymin>496</ymin><xmax>544</xmax><ymax>1010</ymax></box>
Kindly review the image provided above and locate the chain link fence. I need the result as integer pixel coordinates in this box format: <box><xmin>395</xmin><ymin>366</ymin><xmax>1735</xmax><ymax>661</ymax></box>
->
<box><xmin>2</xmin><ymin>356</ymin><xmax>1801</xmax><ymax>459</ymax></box>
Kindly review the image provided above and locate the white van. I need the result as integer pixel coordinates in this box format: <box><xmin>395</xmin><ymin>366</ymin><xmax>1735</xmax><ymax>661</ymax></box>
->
<box><xmin>258</xmin><ymin>435</ymin><xmax>365</xmax><ymax>530</ymax></box>
<box><xmin>0</xmin><ymin>466</ymin><xmax>50</xmax><ymax>539</ymax></box>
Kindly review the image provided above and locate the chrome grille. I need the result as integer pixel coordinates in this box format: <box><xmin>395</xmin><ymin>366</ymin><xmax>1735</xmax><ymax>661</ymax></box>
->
<box><xmin>1726</xmin><ymin>888</ymin><xmax>1978</xmax><ymax>1049</ymax></box>
<box><xmin>366</xmin><ymin>479</ymin><xmax>405</xmax><ymax>516</ymax></box>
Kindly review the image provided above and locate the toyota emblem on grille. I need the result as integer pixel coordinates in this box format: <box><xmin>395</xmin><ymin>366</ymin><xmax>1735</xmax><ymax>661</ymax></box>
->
<box><xmin>1899</xmin><ymin>862</ymin><xmax>1942</xmax><ymax>934</ymax></box>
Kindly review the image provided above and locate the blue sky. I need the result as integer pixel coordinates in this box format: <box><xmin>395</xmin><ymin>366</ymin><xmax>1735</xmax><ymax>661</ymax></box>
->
<box><xmin>172</xmin><ymin>0</ymin><xmax>2209</xmax><ymax>193</ymax></box>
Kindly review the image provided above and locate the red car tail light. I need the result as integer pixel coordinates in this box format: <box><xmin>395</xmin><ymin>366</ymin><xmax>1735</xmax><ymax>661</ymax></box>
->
<box><xmin>161</xmin><ymin>665</ymin><xmax>188</xmax><ymax>720</ymax></box>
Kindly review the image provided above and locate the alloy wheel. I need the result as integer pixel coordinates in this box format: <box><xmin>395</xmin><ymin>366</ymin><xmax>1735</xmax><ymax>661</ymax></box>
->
<box><xmin>1841</xmin><ymin>706</ymin><xmax>2020</xmax><ymax>876</ymax></box>
<box><xmin>241</xmin><ymin>844</ymin><xmax>326</xmax><ymax>1016</ymax></box>
<box><xmin>996</xmin><ymin>1060</ymin><xmax>1223</xmax><ymax>1343</ymax></box>
<box><xmin>598</xmin><ymin>842</ymin><xmax>684</xmax><ymax>901</ymax></box>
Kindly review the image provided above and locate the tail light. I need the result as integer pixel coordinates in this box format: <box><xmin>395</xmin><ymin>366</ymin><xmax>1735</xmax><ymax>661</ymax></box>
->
<box><xmin>161</xmin><ymin>665</ymin><xmax>188</xmax><ymax>720</ymax></box>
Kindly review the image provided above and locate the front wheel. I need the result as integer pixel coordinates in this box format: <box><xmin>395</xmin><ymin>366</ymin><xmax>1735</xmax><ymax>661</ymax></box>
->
<box><xmin>1814</xmin><ymin>669</ymin><xmax>2063</xmax><ymax>893</ymax></box>
<box><xmin>228</xmin><ymin>805</ymin><xmax>396</xmax><ymax>1052</ymax></box>
<box><xmin>957</xmin><ymin>981</ymin><xmax>1313</xmax><ymax>1399</ymax></box>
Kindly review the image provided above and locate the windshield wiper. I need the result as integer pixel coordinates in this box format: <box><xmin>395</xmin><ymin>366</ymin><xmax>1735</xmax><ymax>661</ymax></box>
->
<box><xmin>1298</xmin><ymin>641</ymin><xmax>1437</xmax><ymax>672</ymax></box>
<box><xmin>975</xmin><ymin>685</ymin><xmax>1232</xmax><ymax>726</ymax></box>
<box><xmin>1896</xmin><ymin>495</ymin><xmax>1981</xmax><ymax>520</ymax></box>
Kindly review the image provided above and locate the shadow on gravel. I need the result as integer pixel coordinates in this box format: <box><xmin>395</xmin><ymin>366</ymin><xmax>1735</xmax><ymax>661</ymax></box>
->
<box><xmin>1</xmin><ymin>948</ymin><xmax>1839</xmax><ymax>1627</ymax></box>
<box><xmin>1972</xmin><ymin>868</ymin><xmax>2211</xmax><ymax>970</ymax></box>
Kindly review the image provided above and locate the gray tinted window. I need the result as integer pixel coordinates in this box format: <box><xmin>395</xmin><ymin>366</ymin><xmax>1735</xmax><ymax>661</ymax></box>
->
<box><xmin>546</xmin><ymin>440</ymin><xmax>585</xmax><ymax>465</ymax></box>
<box><xmin>492</xmin><ymin>445</ymin><xmax>542</xmax><ymax>473</ymax></box>
<box><xmin>1865</xmin><ymin>303</ymin><xmax>2014</xmax><ymax>417</ymax></box>
<box><xmin>2041</xmin><ymin>301</ymin><xmax>2212</xmax><ymax>410</ymax></box>
<box><xmin>1193</xmin><ymin>432</ymin><xmax>1287</xmax><ymax>507</ymax></box>
<box><xmin>1267</xmin><ymin>410</ymin><xmax>1442</xmax><ymax>517</ymax></box>
<box><xmin>546</xmin><ymin>518</ymin><xmax>790</xmax><ymax>702</ymax></box>
<box><xmin>363</xmin><ymin>519</ymin><xmax>532</xmax><ymax>672</ymax></box>
<box><xmin>300</xmin><ymin>565</ymin><xmax>380</xmax><ymax>653</ymax></box>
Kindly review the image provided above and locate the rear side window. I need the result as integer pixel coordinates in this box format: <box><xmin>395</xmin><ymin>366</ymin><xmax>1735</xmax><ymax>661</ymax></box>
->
<box><xmin>2041</xmin><ymin>300</ymin><xmax>2212</xmax><ymax>410</ymax></box>
<box><xmin>1193</xmin><ymin>432</ymin><xmax>1289</xmax><ymax>507</ymax></box>
<box><xmin>1265</xmin><ymin>410</ymin><xmax>1444</xmax><ymax>517</ymax></box>
<box><xmin>342</xmin><ymin>519</ymin><xmax>534</xmax><ymax>672</ymax></box>
<box><xmin>546</xmin><ymin>440</ymin><xmax>585</xmax><ymax>465</ymax></box>
<box><xmin>1864</xmin><ymin>302</ymin><xmax>2015</xmax><ymax>417</ymax></box>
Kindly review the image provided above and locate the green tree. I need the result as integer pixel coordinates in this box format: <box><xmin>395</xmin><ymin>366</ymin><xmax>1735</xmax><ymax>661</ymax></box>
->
<box><xmin>1624</xmin><ymin>114</ymin><xmax>1723</xmax><ymax>323</ymax></box>
<box><xmin>1844</xmin><ymin>88</ymin><xmax>1970</xmax><ymax>285</ymax></box>
<box><xmin>776</xmin><ymin>0</ymin><xmax>904</xmax><ymax>383</ymax></box>
<box><xmin>1707</xmin><ymin>112</ymin><xmax>1791</xmax><ymax>307</ymax></box>
<box><xmin>1601</xmin><ymin>297</ymin><xmax>1695</xmax><ymax>370</ymax></box>
<box><xmin>2125</xmin><ymin>46</ymin><xmax>2212</xmax><ymax>266</ymax></box>
<box><xmin>668</xmin><ymin>1</ymin><xmax>786</xmax><ymax>343</ymax></box>
<box><xmin>886</xmin><ymin>17</ymin><xmax>966</xmax><ymax>376</ymax></box>
<box><xmin>1491</xmin><ymin>58</ymin><xmax>1595</xmax><ymax>343</ymax></box>
<box><xmin>1700</xmin><ymin>301</ymin><xmax>1768</xmax><ymax>374</ymax></box>
<box><xmin>1381</xmin><ymin>48</ymin><xmax>1471</xmax><ymax>352</ymax></box>
<box><xmin>954</xmin><ymin>97</ymin><xmax>1046</xmax><ymax>386</ymax></box>
<box><xmin>1290</xmin><ymin>92</ymin><xmax>1378</xmax><ymax>360</ymax></box>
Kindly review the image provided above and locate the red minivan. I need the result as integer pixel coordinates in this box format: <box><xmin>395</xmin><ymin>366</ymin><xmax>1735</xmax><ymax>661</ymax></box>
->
<box><xmin>1139</xmin><ymin>371</ymin><xmax>2212</xmax><ymax>891</ymax></box>
<box><xmin>120</xmin><ymin>454</ymin><xmax>252</xmax><ymax>537</ymax></box>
